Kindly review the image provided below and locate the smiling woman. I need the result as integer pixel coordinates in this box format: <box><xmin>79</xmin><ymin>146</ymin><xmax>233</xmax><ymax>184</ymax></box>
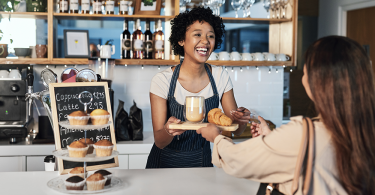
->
<box><xmin>146</xmin><ymin>7</ymin><xmax>250</xmax><ymax>169</ymax></box>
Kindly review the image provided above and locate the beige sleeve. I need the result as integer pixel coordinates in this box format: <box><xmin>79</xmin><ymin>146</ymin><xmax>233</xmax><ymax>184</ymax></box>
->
<box><xmin>212</xmin><ymin>116</ymin><xmax>304</xmax><ymax>183</ymax></box>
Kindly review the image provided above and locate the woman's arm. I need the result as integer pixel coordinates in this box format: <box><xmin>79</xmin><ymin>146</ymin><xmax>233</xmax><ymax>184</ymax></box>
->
<box><xmin>150</xmin><ymin>93</ymin><xmax>185</xmax><ymax>149</ymax></box>
<box><xmin>221</xmin><ymin>89</ymin><xmax>247</xmax><ymax>136</ymax></box>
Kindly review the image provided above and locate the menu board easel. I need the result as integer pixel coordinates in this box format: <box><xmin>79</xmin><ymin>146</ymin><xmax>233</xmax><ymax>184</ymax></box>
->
<box><xmin>49</xmin><ymin>82</ymin><xmax>118</xmax><ymax>174</ymax></box>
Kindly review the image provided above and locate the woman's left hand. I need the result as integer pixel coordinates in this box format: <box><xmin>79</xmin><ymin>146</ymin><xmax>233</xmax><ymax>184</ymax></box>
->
<box><xmin>230</xmin><ymin>107</ymin><xmax>251</xmax><ymax>125</ymax></box>
<box><xmin>197</xmin><ymin>123</ymin><xmax>221</xmax><ymax>143</ymax></box>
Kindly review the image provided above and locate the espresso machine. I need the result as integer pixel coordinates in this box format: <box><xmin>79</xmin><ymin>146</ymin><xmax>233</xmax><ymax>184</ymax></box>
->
<box><xmin>0</xmin><ymin>69</ymin><xmax>34</xmax><ymax>143</ymax></box>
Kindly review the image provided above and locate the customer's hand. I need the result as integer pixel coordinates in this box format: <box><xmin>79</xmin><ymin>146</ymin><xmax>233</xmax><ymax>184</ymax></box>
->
<box><xmin>197</xmin><ymin>123</ymin><xmax>221</xmax><ymax>143</ymax></box>
<box><xmin>165</xmin><ymin>116</ymin><xmax>186</xmax><ymax>136</ymax></box>
<box><xmin>250</xmin><ymin>116</ymin><xmax>272</xmax><ymax>137</ymax></box>
<box><xmin>230</xmin><ymin>107</ymin><xmax>251</xmax><ymax>125</ymax></box>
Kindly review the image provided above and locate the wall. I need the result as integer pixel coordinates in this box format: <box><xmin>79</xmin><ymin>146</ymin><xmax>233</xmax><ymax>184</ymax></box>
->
<box><xmin>31</xmin><ymin>65</ymin><xmax>284</xmax><ymax>132</ymax></box>
<box><xmin>318</xmin><ymin>0</ymin><xmax>375</xmax><ymax>38</ymax></box>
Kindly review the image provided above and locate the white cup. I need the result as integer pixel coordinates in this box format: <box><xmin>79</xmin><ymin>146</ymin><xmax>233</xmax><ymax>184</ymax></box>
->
<box><xmin>230</xmin><ymin>51</ymin><xmax>242</xmax><ymax>61</ymax></box>
<box><xmin>218</xmin><ymin>51</ymin><xmax>230</xmax><ymax>61</ymax></box>
<box><xmin>252</xmin><ymin>53</ymin><xmax>265</xmax><ymax>61</ymax></box>
<box><xmin>97</xmin><ymin>44</ymin><xmax>115</xmax><ymax>58</ymax></box>
<box><xmin>264</xmin><ymin>53</ymin><xmax>276</xmax><ymax>61</ymax></box>
<box><xmin>241</xmin><ymin>53</ymin><xmax>252</xmax><ymax>61</ymax></box>
<box><xmin>29</xmin><ymin>46</ymin><xmax>37</xmax><ymax>58</ymax></box>
<box><xmin>276</xmin><ymin>53</ymin><xmax>291</xmax><ymax>61</ymax></box>
<box><xmin>0</xmin><ymin>70</ymin><xmax>9</xmax><ymax>78</ymax></box>
<box><xmin>8</xmin><ymin>69</ymin><xmax>21</xmax><ymax>79</ymax></box>
<box><xmin>208</xmin><ymin>52</ymin><xmax>218</xmax><ymax>60</ymax></box>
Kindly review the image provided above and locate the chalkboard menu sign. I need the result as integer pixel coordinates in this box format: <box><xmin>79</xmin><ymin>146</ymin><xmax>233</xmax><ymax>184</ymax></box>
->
<box><xmin>49</xmin><ymin>82</ymin><xmax>118</xmax><ymax>174</ymax></box>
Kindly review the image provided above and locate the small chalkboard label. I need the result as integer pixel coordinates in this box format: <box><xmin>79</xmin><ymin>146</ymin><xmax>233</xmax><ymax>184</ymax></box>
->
<box><xmin>49</xmin><ymin>82</ymin><xmax>118</xmax><ymax>174</ymax></box>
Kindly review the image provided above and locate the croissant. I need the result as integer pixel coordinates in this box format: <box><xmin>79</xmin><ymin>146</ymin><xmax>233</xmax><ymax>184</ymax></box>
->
<box><xmin>207</xmin><ymin>108</ymin><xmax>233</xmax><ymax>126</ymax></box>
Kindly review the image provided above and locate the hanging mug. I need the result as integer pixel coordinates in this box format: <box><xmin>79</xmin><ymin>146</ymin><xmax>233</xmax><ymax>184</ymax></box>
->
<box><xmin>97</xmin><ymin>44</ymin><xmax>115</xmax><ymax>58</ymax></box>
<box><xmin>35</xmin><ymin>44</ymin><xmax>47</xmax><ymax>58</ymax></box>
<box><xmin>0</xmin><ymin>44</ymin><xmax>8</xmax><ymax>58</ymax></box>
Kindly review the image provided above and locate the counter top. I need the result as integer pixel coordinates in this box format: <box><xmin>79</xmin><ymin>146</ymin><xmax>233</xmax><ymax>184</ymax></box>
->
<box><xmin>0</xmin><ymin>131</ymin><xmax>155</xmax><ymax>156</ymax></box>
<box><xmin>0</xmin><ymin>168</ymin><xmax>259</xmax><ymax>195</ymax></box>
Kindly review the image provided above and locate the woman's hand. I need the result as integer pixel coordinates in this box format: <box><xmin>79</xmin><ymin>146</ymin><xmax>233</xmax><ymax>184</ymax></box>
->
<box><xmin>250</xmin><ymin>116</ymin><xmax>272</xmax><ymax>137</ymax></box>
<box><xmin>230</xmin><ymin>107</ymin><xmax>251</xmax><ymax>125</ymax></box>
<box><xmin>165</xmin><ymin>116</ymin><xmax>186</xmax><ymax>136</ymax></box>
<box><xmin>197</xmin><ymin>123</ymin><xmax>221</xmax><ymax>143</ymax></box>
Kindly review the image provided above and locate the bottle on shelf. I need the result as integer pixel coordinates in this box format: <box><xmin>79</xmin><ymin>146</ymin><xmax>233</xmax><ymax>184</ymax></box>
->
<box><xmin>132</xmin><ymin>19</ymin><xmax>144</xmax><ymax>59</ymax></box>
<box><xmin>105</xmin><ymin>0</ymin><xmax>115</xmax><ymax>14</ymax></box>
<box><xmin>144</xmin><ymin>20</ymin><xmax>153</xmax><ymax>59</ymax></box>
<box><xmin>118</xmin><ymin>0</ymin><xmax>129</xmax><ymax>15</ymax></box>
<box><xmin>81</xmin><ymin>0</ymin><xmax>91</xmax><ymax>14</ymax></box>
<box><xmin>59</xmin><ymin>0</ymin><xmax>69</xmax><ymax>13</ymax></box>
<box><xmin>154</xmin><ymin>19</ymin><xmax>164</xmax><ymax>60</ymax></box>
<box><xmin>121</xmin><ymin>20</ymin><xmax>131</xmax><ymax>59</ymax></box>
<box><xmin>69</xmin><ymin>0</ymin><xmax>79</xmax><ymax>13</ymax></box>
<box><xmin>93</xmin><ymin>0</ymin><xmax>102</xmax><ymax>14</ymax></box>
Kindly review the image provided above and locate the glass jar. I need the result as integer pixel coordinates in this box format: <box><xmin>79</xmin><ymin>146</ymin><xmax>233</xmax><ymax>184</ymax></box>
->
<box><xmin>92</xmin><ymin>0</ymin><xmax>102</xmax><ymax>14</ymax></box>
<box><xmin>81</xmin><ymin>0</ymin><xmax>90</xmax><ymax>14</ymax></box>
<box><xmin>118</xmin><ymin>0</ymin><xmax>129</xmax><ymax>15</ymax></box>
<box><xmin>105</xmin><ymin>0</ymin><xmax>115</xmax><ymax>14</ymax></box>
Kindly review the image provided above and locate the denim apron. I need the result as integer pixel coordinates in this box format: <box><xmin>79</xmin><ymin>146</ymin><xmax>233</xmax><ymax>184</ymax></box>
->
<box><xmin>146</xmin><ymin>64</ymin><xmax>219</xmax><ymax>168</ymax></box>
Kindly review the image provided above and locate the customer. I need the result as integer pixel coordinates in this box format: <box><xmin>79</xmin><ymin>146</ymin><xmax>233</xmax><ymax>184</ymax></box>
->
<box><xmin>197</xmin><ymin>36</ymin><xmax>375</xmax><ymax>194</ymax></box>
<box><xmin>146</xmin><ymin>7</ymin><xmax>250</xmax><ymax>168</ymax></box>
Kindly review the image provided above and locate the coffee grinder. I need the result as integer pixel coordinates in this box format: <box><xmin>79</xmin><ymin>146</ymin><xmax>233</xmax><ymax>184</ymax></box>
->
<box><xmin>0</xmin><ymin>67</ymin><xmax>34</xmax><ymax>143</ymax></box>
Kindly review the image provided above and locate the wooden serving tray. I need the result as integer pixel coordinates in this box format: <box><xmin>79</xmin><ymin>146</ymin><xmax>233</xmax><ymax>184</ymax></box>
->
<box><xmin>169</xmin><ymin>122</ymin><xmax>239</xmax><ymax>131</ymax></box>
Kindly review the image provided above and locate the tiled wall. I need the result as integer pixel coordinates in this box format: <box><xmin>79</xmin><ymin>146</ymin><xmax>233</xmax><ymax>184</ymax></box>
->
<box><xmin>32</xmin><ymin>65</ymin><xmax>284</xmax><ymax>132</ymax></box>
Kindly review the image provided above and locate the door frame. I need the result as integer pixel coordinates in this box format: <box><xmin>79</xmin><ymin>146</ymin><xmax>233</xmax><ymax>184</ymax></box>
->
<box><xmin>339</xmin><ymin>1</ymin><xmax>375</xmax><ymax>36</ymax></box>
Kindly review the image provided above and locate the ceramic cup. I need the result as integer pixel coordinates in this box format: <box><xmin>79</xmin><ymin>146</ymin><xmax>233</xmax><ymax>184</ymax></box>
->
<box><xmin>8</xmin><ymin>69</ymin><xmax>21</xmax><ymax>79</ymax></box>
<box><xmin>29</xmin><ymin>46</ymin><xmax>37</xmax><ymax>58</ymax></box>
<box><xmin>276</xmin><ymin>53</ymin><xmax>291</xmax><ymax>61</ymax></box>
<box><xmin>218</xmin><ymin>51</ymin><xmax>230</xmax><ymax>61</ymax></box>
<box><xmin>252</xmin><ymin>52</ymin><xmax>265</xmax><ymax>61</ymax></box>
<box><xmin>208</xmin><ymin>52</ymin><xmax>218</xmax><ymax>61</ymax></box>
<box><xmin>35</xmin><ymin>44</ymin><xmax>47</xmax><ymax>58</ymax></box>
<box><xmin>241</xmin><ymin>52</ymin><xmax>252</xmax><ymax>61</ymax></box>
<box><xmin>0</xmin><ymin>70</ymin><xmax>9</xmax><ymax>78</ymax></box>
<box><xmin>264</xmin><ymin>53</ymin><xmax>276</xmax><ymax>61</ymax></box>
<box><xmin>0</xmin><ymin>44</ymin><xmax>8</xmax><ymax>58</ymax></box>
<box><xmin>98</xmin><ymin>44</ymin><xmax>115</xmax><ymax>58</ymax></box>
<box><xmin>230</xmin><ymin>51</ymin><xmax>242</xmax><ymax>61</ymax></box>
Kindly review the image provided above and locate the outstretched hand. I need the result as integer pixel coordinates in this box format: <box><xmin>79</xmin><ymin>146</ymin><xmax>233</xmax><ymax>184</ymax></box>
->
<box><xmin>165</xmin><ymin>116</ymin><xmax>186</xmax><ymax>136</ymax></box>
<box><xmin>230</xmin><ymin>107</ymin><xmax>251</xmax><ymax>125</ymax></box>
<box><xmin>250</xmin><ymin>116</ymin><xmax>272</xmax><ymax>137</ymax></box>
<box><xmin>197</xmin><ymin>123</ymin><xmax>221</xmax><ymax>143</ymax></box>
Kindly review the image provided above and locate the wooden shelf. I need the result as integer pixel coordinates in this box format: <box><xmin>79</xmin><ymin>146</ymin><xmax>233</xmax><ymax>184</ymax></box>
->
<box><xmin>53</xmin><ymin>13</ymin><xmax>175</xmax><ymax>21</ymax></box>
<box><xmin>0</xmin><ymin>58</ymin><xmax>49</xmax><ymax>64</ymax></box>
<box><xmin>115</xmin><ymin>59</ymin><xmax>178</xmax><ymax>65</ymax></box>
<box><xmin>207</xmin><ymin>61</ymin><xmax>292</xmax><ymax>66</ymax></box>
<box><xmin>0</xmin><ymin>12</ymin><xmax>48</xmax><ymax>19</ymax></box>
<box><xmin>221</xmin><ymin>17</ymin><xmax>292</xmax><ymax>24</ymax></box>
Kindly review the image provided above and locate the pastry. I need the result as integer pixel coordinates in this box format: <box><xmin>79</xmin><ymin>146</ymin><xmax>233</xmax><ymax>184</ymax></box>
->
<box><xmin>68</xmin><ymin>167</ymin><xmax>86</xmax><ymax>178</ymax></box>
<box><xmin>94</xmin><ymin>169</ymin><xmax>112</xmax><ymax>186</ymax></box>
<box><xmin>67</xmin><ymin>141</ymin><xmax>89</xmax><ymax>158</ymax></box>
<box><xmin>93</xmin><ymin>139</ymin><xmax>114</xmax><ymax>157</ymax></box>
<box><xmin>86</xmin><ymin>173</ymin><xmax>107</xmax><ymax>191</ymax></box>
<box><xmin>90</xmin><ymin>109</ymin><xmax>110</xmax><ymax>125</ymax></box>
<box><xmin>207</xmin><ymin>108</ymin><xmax>233</xmax><ymax>126</ymax></box>
<box><xmin>65</xmin><ymin>176</ymin><xmax>85</xmax><ymax>190</ymax></box>
<box><xmin>79</xmin><ymin>138</ymin><xmax>95</xmax><ymax>154</ymax></box>
<box><xmin>67</xmin><ymin>110</ymin><xmax>89</xmax><ymax>125</ymax></box>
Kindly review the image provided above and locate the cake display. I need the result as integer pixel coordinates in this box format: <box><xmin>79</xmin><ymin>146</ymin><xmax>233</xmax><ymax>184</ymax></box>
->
<box><xmin>90</xmin><ymin>109</ymin><xmax>110</xmax><ymax>125</ymax></box>
<box><xmin>86</xmin><ymin>173</ymin><xmax>107</xmax><ymax>191</ymax></box>
<box><xmin>67</xmin><ymin>110</ymin><xmax>90</xmax><ymax>125</ymax></box>
<box><xmin>93</xmin><ymin>139</ymin><xmax>114</xmax><ymax>157</ymax></box>
<box><xmin>79</xmin><ymin>138</ymin><xmax>95</xmax><ymax>154</ymax></box>
<box><xmin>65</xmin><ymin>176</ymin><xmax>85</xmax><ymax>190</ymax></box>
<box><xmin>67</xmin><ymin>141</ymin><xmax>89</xmax><ymax>158</ymax></box>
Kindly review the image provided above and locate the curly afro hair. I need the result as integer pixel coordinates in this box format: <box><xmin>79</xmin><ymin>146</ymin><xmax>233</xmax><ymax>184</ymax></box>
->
<box><xmin>169</xmin><ymin>7</ymin><xmax>225</xmax><ymax>56</ymax></box>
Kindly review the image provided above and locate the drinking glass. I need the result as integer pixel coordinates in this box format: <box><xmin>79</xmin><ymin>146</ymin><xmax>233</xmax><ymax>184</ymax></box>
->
<box><xmin>184</xmin><ymin>96</ymin><xmax>205</xmax><ymax>123</ymax></box>
<box><xmin>217</xmin><ymin>0</ymin><xmax>225</xmax><ymax>16</ymax></box>
<box><xmin>263</xmin><ymin>0</ymin><xmax>271</xmax><ymax>18</ymax></box>
<box><xmin>270</xmin><ymin>0</ymin><xmax>276</xmax><ymax>18</ymax></box>
<box><xmin>231</xmin><ymin>0</ymin><xmax>243</xmax><ymax>18</ymax></box>
<box><xmin>243</xmin><ymin>0</ymin><xmax>255</xmax><ymax>17</ymax></box>
<box><xmin>279</xmin><ymin>0</ymin><xmax>289</xmax><ymax>18</ymax></box>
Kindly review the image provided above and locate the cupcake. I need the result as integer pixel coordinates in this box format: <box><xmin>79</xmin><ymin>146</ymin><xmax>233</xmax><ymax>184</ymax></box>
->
<box><xmin>90</xmin><ymin>109</ymin><xmax>110</xmax><ymax>125</ymax></box>
<box><xmin>86</xmin><ymin>173</ymin><xmax>107</xmax><ymax>191</ymax></box>
<box><xmin>94</xmin><ymin>169</ymin><xmax>112</xmax><ymax>186</ymax></box>
<box><xmin>93</xmin><ymin>139</ymin><xmax>114</xmax><ymax>157</ymax></box>
<box><xmin>65</xmin><ymin>176</ymin><xmax>85</xmax><ymax>190</ymax></box>
<box><xmin>67</xmin><ymin>111</ymin><xmax>89</xmax><ymax>125</ymax></box>
<box><xmin>79</xmin><ymin>138</ymin><xmax>95</xmax><ymax>154</ymax></box>
<box><xmin>67</xmin><ymin>141</ymin><xmax>89</xmax><ymax>158</ymax></box>
<box><xmin>68</xmin><ymin>167</ymin><xmax>86</xmax><ymax>178</ymax></box>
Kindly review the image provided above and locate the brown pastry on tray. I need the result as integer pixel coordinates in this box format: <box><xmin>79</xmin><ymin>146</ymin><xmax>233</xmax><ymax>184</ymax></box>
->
<box><xmin>207</xmin><ymin>108</ymin><xmax>233</xmax><ymax>126</ymax></box>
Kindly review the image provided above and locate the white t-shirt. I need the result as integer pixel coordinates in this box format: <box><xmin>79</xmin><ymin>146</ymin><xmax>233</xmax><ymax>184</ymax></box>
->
<box><xmin>150</xmin><ymin>65</ymin><xmax>233</xmax><ymax>105</ymax></box>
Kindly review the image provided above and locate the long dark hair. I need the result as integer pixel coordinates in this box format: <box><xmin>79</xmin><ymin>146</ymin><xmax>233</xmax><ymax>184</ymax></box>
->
<box><xmin>304</xmin><ymin>36</ymin><xmax>375</xmax><ymax>195</ymax></box>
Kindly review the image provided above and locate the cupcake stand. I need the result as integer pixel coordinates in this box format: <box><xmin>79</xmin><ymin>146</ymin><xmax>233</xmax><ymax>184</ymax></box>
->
<box><xmin>47</xmin><ymin>91</ymin><xmax>124</xmax><ymax>193</ymax></box>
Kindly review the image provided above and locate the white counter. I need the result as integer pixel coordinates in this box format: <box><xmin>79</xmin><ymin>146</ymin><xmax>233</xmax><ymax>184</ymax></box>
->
<box><xmin>0</xmin><ymin>168</ymin><xmax>259</xmax><ymax>195</ymax></box>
